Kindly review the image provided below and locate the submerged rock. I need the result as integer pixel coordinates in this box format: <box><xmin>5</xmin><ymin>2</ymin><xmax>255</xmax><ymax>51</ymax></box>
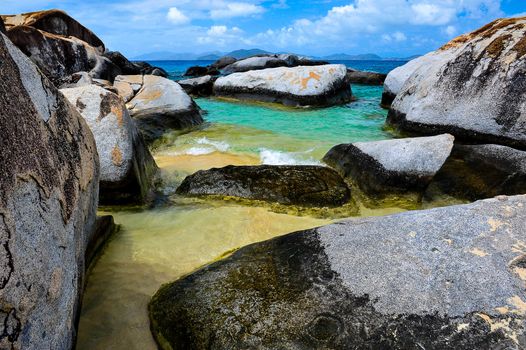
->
<box><xmin>61</xmin><ymin>85</ymin><xmax>158</xmax><ymax>204</ymax></box>
<box><xmin>346</xmin><ymin>69</ymin><xmax>386</xmax><ymax>85</ymax></box>
<box><xmin>430</xmin><ymin>143</ymin><xmax>526</xmax><ymax>201</ymax></box>
<box><xmin>214</xmin><ymin>64</ymin><xmax>352</xmax><ymax>107</ymax></box>
<box><xmin>176</xmin><ymin>165</ymin><xmax>350</xmax><ymax>207</ymax></box>
<box><xmin>125</xmin><ymin>75</ymin><xmax>203</xmax><ymax>143</ymax></box>
<box><xmin>323</xmin><ymin>134</ymin><xmax>454</xmax><ymax>196</ymax></box>
<box><xmin>6</xmin><ymin>25</ymin><xmax>121</xmax><ymax>84</ymax></box>
<box><xmin>0</xmin><ymin>33</ymin><xmax>99</xmax><ymax>349</ymax></box>
<box><xmin>150</xmin><ymin>195</ymin><xmax>526</xmax><ymax>350</ymax></box>
<box><xmin>1</xmin><ymin>9</ymin><xmax>105</xmax><ymax>51</ymax></box>
<box><xmin>178</xmin><ymin>75</ymin><xmax>216</xmax><ymax>97</ymax></box>
<box><xmin>387</xmin><ymin>17</ymin><xmax>526</xmax><ymax>149</ymax></box>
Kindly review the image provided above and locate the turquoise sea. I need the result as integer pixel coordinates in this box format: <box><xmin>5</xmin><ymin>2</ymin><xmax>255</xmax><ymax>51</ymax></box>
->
<box><xmin>77</xmin><ymin>60</ymin><xmax>410</xmax><ymax>349</ymax></box>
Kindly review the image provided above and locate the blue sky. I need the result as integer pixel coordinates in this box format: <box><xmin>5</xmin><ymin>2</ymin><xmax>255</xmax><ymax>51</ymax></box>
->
<box><xmin>1</xmin><ymin>0</ymin><xmax>525</xmax><ymax>57</ymax></box>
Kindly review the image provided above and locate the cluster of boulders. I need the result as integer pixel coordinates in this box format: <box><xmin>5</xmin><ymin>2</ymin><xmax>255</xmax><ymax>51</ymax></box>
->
<box><xmin>149</xmin><ymin>17</ymin><xmax>526</xmax><ymax>350</ymax></box>
<box><xmin>0</xmin><ymin>11</ymin><xmax>204</xmax><ymax>348</ymax></box>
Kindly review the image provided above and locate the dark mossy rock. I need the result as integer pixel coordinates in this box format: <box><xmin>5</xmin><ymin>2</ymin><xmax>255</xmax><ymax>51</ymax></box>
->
<box><xmin>323</xmin><ymin>134</ymin><xmax>454</xmax><ymax>197</ymax></box>
<box><xmin>149</xmin><ymin>195</ymin><xmax>526</xmax><ymax>350</ymax></box>
<box><xmin>132</xmin><ymin>61</ymin><xmax>168</xmax><ymax>77</ymax></box>
<box><xmin>176</xmin><ymin>165</ymin><xmax>351</xmax><ymax>207</ymax></box>
<box><xmin>85</xmin><ymin>216</ymin><xmax>119</xmax><ymax>270</ymax></box>
<box><xmin>346</xmin><ymin>69</ymin><xmax>386</xmax><ymax>85</ymax></box>
<box><xmin>428</xmin><ymin>144</ymin><xmax>526</xmax><ymax>201</ymax></box>
<box><xmin>0</xmin><ymin>17</ymin><xmax>5</xmax><ymax>34</ymax></box>
<box><xmin>178</xmin><ymin>75</ymin><xmax>216</xmax><ymax>97</ymax></box>
<box><xmin>184</xmin><ymin>65</ymin><xmax>220</xmax><ymax>77</ymax></box>
<box><xmin>381</xmin><ymin>90</ymin><xmax>396</xmax><ymax>108</ymax></box>
<box><xmin>104</xmin><ymin>51</ymin><xmax>141</xmax><ymax>75</ymax></box>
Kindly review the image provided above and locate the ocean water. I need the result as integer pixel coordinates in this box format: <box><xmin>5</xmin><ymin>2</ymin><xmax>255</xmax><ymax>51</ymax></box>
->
<box><xmin>77</xmin><ymin>60</ymin><xmax>416</xmax><ymax>349</ymax></box>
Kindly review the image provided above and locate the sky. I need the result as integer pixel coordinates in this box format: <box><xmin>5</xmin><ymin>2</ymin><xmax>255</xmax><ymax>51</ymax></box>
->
<box><xmin>0</xmin><ymin>0</ymin><xmax>525</xmax><ymax>58</ymax></box>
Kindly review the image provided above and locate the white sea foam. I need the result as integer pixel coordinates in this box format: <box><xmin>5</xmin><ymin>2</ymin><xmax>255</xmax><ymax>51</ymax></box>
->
<box><xmin>195</xmin><ymin>138</ymin><xmax>230</xmax><ymax>152</ymax></box>
<box><xmin>163</xmin><ymin>137</ymin><xmax>231</xmax><ymax>156</ymax></box>
<box><xmin>259</xmin><ymin>148</ymin><xmax>321</xmax><ymax>166</ymax></box>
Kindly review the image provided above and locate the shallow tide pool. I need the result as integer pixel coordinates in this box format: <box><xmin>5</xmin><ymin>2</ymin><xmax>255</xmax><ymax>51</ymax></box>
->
<box><xmin>77</xmin><ymin>85</ymin><xmax>407</xmax><ymax>349</ymax></box>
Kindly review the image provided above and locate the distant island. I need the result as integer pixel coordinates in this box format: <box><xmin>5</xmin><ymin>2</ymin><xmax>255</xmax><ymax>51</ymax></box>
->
<box><xmin>133</xmin><ymin>48</ymin><xmax>420</xmax><ymax>61</ymax></box>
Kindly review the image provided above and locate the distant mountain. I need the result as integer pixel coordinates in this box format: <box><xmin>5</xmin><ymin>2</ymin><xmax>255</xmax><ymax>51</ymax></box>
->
<box><xmin>225</xmin><ymin>48</ymin><xmax>272</xmax><ymax>59</ymax></box>
<box><xmin>321</xmin><ymin>53</ymin><xmax>383</xmax><ymax>61</ymax></box>
<box><xmin>197</xmin><ymin>54</ymin><xmax>222</xmax><ymax>60</ymax></box>
<box><xmin>383</xmin><ymin>54</ymin><xmax>421</xmax><ymax>61</ymax></box>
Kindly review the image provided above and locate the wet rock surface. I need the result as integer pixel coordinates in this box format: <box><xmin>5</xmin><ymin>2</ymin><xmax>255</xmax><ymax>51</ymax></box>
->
<box><xmin>123</xmin><ymin>75</ymin><xmax>203</xmax><ymax>143</ymax></box>
<box><xmin>323</xmin><ymin>134</ymin><xmax>455</xmax><ymax>196</ymax></box>
<box><xmin>61</xmin><ymin>84</ymin><xmax>158</xmax><ymax>204</ymax></box>
<box><xmin>176</xmin><ymin>165</ymin><xmax>351</xmax><ymax>207</ymax></box>
<box><xmin>430</xmin><ymin>144</ymin><xmax>526</xmax><ymax>201</ymax></box>
<box><xmin>387</xmin><ymin>17</ymin><xmax>526</xmax><ymax>149</ymax></box>
<box><xmin>0</xmin><ymin>32</ymin><xmax>99</xmax><ymax>349</ymax></box>
<box><xmin>150</xmin><ymin>195</ymin><xmax>526</xmax><ymax>350</ymax></box>
<box><xmin>214</xmin><ymin>64</ymin><xmax>352</xmax><ymax>107</ymax></box>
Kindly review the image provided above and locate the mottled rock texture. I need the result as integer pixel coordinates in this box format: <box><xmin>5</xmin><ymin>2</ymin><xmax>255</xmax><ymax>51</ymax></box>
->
<box><xmin>324</xmin><ymin>134</ymin><xmax>454</xmax><ymax>196</ymax></box>
<box><xmin>211</xmin><ymin>55</ymin><xmax>237</xmax><ymax>69</ymax></box>
<box><xmin>0</xmin><ymin>33</ymin><xmax>99</xmax><ymax>349</ymax></box>
<box><xmin>176</xmin><ymin>165</ymin><xmax>350</xmax><ymax>207</ymax></box>
<box><xmin>61</xmin><ymin>85</ymin><xmax>158</xmax><ymax>204</ymax></box>
<box><xmin>124</xmin><ymin>75</ymin><xmax>203</xmax><ymax>143</ymax></box>
<box><xmin>1</xmin><ymin>9</ymin><xmax>105</xmax><ymax>52</ymax></box>
<box><xmin>150</xmin><ymin>195</ymin><xmax>526</xmax><ymax>350</ymax></box>
<box><xmin>430</xmin><ymin>144</ymin><xmax>526</xmax><ymax>201</ymax></box>
<box><xmin>214</xmin><ymin>64</ymin><xmax>352</xmax><ymax>107</ymax></box>
<box><xmin>178</xmin><ymin>75</ymin><xmax>216</xmax><ymax>97</ymax></box>
<box><xmin>183</xmin><ymin>65</ymin><xmax>219</xmax><ymax>77</ymax></box>
<box><xmin>387</xmin><ymin>17</ymin><xmax>526</xmax><ymax>149</ymax></box>
<box><xmin>222</xmin><ymin>54</ymin><xmax>329</xmax><ymax>74</ymax></box>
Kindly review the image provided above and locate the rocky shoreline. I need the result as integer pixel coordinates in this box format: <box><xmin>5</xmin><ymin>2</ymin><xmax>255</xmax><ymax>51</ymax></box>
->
<box><xmin>0</xmin><ymin>9</ymin><xmax>525</xmax><ymax>349</ymax></box>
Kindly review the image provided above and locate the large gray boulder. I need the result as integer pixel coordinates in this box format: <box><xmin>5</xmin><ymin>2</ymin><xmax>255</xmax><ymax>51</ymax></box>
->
<box><xmin>430</xmin><ymin>143</ymin><xmax>526</xmax><ymax>201</ymax></box>
<box><xmin>6</xmin><ymin>25</ymin><xmax>120</xmax><ymax>84</ymax></box>
<box><xmin>387</xmin><ymin>17</ymin><xmax>526</xmax><ymax>149</ymax></box>
<box><xmin>178</xmin><ymin>75</ymin><xmax>216</xmax><ymax>97</ymax></box>
<box><xmin>124</xmin><ymin>75</ymin><xmax>203</xmax><ymax>143</ymax></box>
<box><xmin>211</xmin><ymin>55</ymin><xmax>237</xmax><ymax>69</ymax></box>
<box><xmin>61</xmin><ymin>85</ymin><xmax>158</xmax><ymax>204</ymax></box>
<box><xmin>214</xmin><ymin>64</ymin><xmax>352</xmax><ymax>107</ymax></box>
<box><xmin>150</xmin><ymin>195</ymin><xmax>526</xmax><ymax>349</ymax></box>
<box><xmin>223</xmin><ymin>56</ymin><xmax>288</xmax><ymax>74</ymax></box>
<box><xmin>323</xmin><ymin>134</ymin><xmax>455</xmax><ymax>196</ymax></box>
<box><xmin>176</xmin><ymin>165</ymin><xmax>350</xmax><ymax>207</ymax></box>
<box><xmin>0</xmin><ymin>33</ymin><xmax>99</xmax><ymax>349</ymax></box>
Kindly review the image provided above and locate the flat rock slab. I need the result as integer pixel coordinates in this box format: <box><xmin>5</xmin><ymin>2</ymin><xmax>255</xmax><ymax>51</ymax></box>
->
<box><xmin>61</xmin><ymin>84</ymin><xmax>158</xmax><ymax>204</ymax></box>
<box><xmin>213</xmin><ymin>64</ymin><xmax>352</xmax><ymax>107</ymax></box>
<box><xmin>387</xmin><ymin>17</ymin><xmax>526</xmax><ymax>149</ymax></box>
<box><xmin>150</xmin><ymin>195</ymin><xmax>526</xmax><ymax>350</ymax></box>
<box><xmin>323</xmin><ymin>134</ymin><xmax>454</xmax><ymax>196</ymax></box>
<box><xmin>431</xmin><ymin>143</ymin><xmax>526</xmax><ymax>201</ymax></box>
<box><xmin>125</xmin><ymin>75</ymin><xmax>203</xmax><ymax>143</ymax></box>
<box><xmin>176</xmin><ymin>165</ymin><xmax>350</xmax><ymax>207</ymax></box>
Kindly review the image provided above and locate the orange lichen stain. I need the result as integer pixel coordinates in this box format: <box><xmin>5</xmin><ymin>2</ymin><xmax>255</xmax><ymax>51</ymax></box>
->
<box><xmin>136</xmin><ymin>90</ymin><xmax>162</xmax><ymax>102</ymax></box>
<box><xmin>301</xmin><ymin>71</ymin><xmax>321</xmax><ymax>89</ymax></box>
<box><xmin>512</xmin><ymin>241</ymin><xmax>526</xmax><ymax>254</ymax></box>
<box><xmin>476</xmin><ymin>313</ymin><xmax>519</xmax><ymax>343</ymax></box>
<box><xmin>111</xmin><ymin>145</ymin><xmax>123</xmax><ymax>166</ymax></box>
<box><xmin>496</xmin><ymin>306</ymin><xmax>509</xmax><ymax>314</ymax></box>
<box><xmin>513</xmin><ymin>267</ymin><xmax>526</xmax><ymax>281</ymax></box>
<box><xmin>513</xmin><ymin>36</ymin><xmax>526</xmax><ymax>58</ymax></box>
<box><xmin>329</xmin><ymin>68</ymin><xmax>335</xmax><ymax>74</ymax></box>
<box><xmin>111</xmin><ymin>105</ymin><xmax>124</xmax><ymax>127</ymax></box>
<box><xmin>488</xmin><ymin>218</ymin><xmax>505</xmax><ymax>232</ymax></box>
<box><xmin>485</xmin><ymin>34</ymin><xmax>512</xmax><ymax>57</ymax></box>
<box><xmin>509</xmin><ymin>296</ymin><xmax>526</xmax><ymax>315</ymax></box>
<box><xmin>469</xmin><ymin>248</ymin><xmax>489</xmax><ymax>257</ymax></box>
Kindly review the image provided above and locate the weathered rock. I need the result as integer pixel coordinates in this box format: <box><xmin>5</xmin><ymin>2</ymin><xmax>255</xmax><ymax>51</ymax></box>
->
<box><xmin>1</xmin><ymin>9</ymin><xmax>105</xmax><ymax>52</ymax></box>
<box><xmin>214</xmin><ymin>64</ymin><xmax>352</xmax><ymax>107</ymax></box>
<box><xmin>184</xmin><ymin>65</ymin><xmax>219</xmax><ymax>77</ymax></box>
<box><xmin>125</xmin><ymin>75</ymin><xmax>203</xmax><ymax>143</ymax></box>
<box><xmin>150</xmin><ymin>195</ymin><xmax>526</xmax><ymax>350</ymax></box>
<box><xmin>323</xmin><ymin>134</ymin><xmax>455</xmax><ymax>196</ymax></box>
<box><xmin>178</xmin><ymin>75</ymin><xmax>216</xmax><ymax>97</ymax></box>
<box><xmin>133</xmin><ymin>61</ymin><xmax>168</xmax><ymax>77</ymax></box>
<box><xmin>223</xmin><ymin>56</ymin><xmax>288</xmax><ymax>74</ymax></box>
<box><xmin>6</xmin><ymin>25</ymin><xmax>121</xmax><ymax>84</ymax></box>
<box><xmin>346</xmin><ymin>69</ymin><xmax>386</xmax><ymax>85</ymax></box>
<box><xmin>176</xmin><ymin>165</ymin><xmax>350</xmax><ymax>207</ymax></box>
<box><xmin>61</xmin><ymin>85</ymin><xmax>158</xmax><ymax>204</ymax></box>
<box><xmin>211</xmin><ymin>55</ymin><xmax>237</xmax><ymax>69</ymax></box>
<box><xmin>0</xmin><ymin>33</ymin><xmax>99</xmax><ymax>349</ymax></box>
<box><xmin>104</xmin><ymin>51</ymin><xmax>141</xmax><ymax>75</ymax></box>
<box><xmin>387</xmin><ymin>17</ymin><xmax>526</xmax><ymax>149</ymax></box>
<box><xmin>0</xmin><ymin>17</ymin><xmax>5</xmax><ymax>34</ymax></box>
<box><xmin>430</xmin><ymin>143</ymin><xmax>526</xmax><ymax>201</ymax></box>
<box><xmin>57</xmin><ymin>71</ymin><xmax>93</xmax><ymax>89</ymax></box>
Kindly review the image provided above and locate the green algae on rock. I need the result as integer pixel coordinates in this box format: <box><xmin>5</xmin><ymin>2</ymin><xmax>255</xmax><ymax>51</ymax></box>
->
<box><xmin>149</xmin><ymin>195</ymin><xmax>526</xmax><ymax>350</ymax></box>
<box><xmin>176</xmin><ymin>165</ymin><xmax>351</xmax><ymax>207</ymax></box>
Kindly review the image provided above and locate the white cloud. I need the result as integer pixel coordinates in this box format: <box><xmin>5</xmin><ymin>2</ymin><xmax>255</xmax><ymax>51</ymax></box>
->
<box><xmin>167</xmin><ymin>7</ymin><xmax>190</xmax><ymax>25</ymax></box>
<box><xmin>199</xmin><ymin>25</ymin><xmax>246</xmax><ymax>46</ymax></box>
<box><xmin>209</xmin><ymin>2</ymin><xmax>265</xmax><ymax>19</ymax></box>
<box><xmin>383</xmin><ymin>31</ymin><xmax>407</xmax><ymax>42</ymax></box>
<box><xmin>410</xmin><ymin>3</ymin><xmax>455</xmax><ymax>25</ymax></box>
<box><xmin>444</xmin><ymin>25</ymin><xmax>457</xmax><ymax>37</ymax></box>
